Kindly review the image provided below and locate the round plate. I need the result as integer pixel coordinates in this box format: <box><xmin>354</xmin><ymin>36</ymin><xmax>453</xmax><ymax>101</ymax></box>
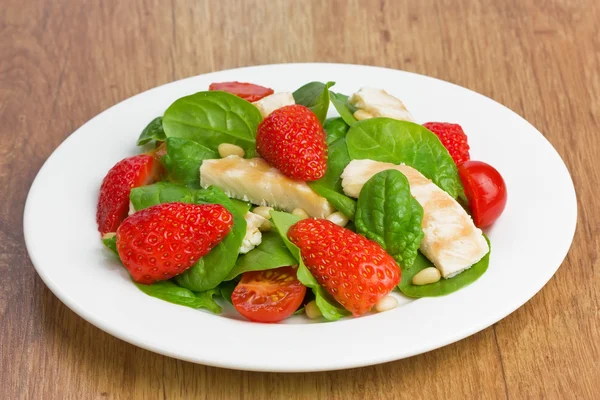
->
<box><xmin>24</xmin><ymin>63</ymin><xmax>577</xmax><ymax>372</ymax></box>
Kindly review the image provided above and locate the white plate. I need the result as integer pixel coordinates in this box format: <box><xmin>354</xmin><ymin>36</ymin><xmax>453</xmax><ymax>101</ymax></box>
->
<box><xmin>24</xmin><ymin>63</ymin><xmax>577</xmax><ymax>372</ymax></box>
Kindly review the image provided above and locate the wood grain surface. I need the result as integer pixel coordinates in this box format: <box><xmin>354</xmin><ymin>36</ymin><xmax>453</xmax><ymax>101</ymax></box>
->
<box><xmin>1</xmin><ymin>0</ymin><xmax>598</xmax><ymax>399</ymax></box>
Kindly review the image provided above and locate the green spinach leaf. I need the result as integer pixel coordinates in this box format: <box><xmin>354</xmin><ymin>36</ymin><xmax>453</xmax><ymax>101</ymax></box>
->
<box><xmin>130</xmin><ymin>182</ymin><xmax>195</xmax><ymax>211</ymax></box>
<box><xmin>137</xmin><ymin>117</ymin><xmax>166</xmax><ymax>145</ymax></box>
<box><xmin>225</xmin><ymin>231</ymin><xmax>297</xmax><ymax>280</ymax></box>
<box><xmin>292</xmin><ymin>81</ymin><xmax>335</xmax><ymax>123</ymax></box>
<box><xmin>216</xmin><ymin>280</ymin><xmax>238</xmax><ymax>304</ymax></box>
<box><xmin>161</xmin><ymin>137</ymin><xmax>218</xmax><ymax>188</ymax></box>
<box><xmin>346</xmin><ymin>118</ymin><xmax>463</xmax><ymax>198</ymax></box>
<box><xmin>355</xmin><ymin>170</ymin><xmax>424</xmax><ymax>267</ymax></box>
<box><xmin>329</xmin><ymin>92</ymin><xmax>357</xmax><ymax>126</ymax></box>
<box><xmin>162</xmin><ymin>91</ymin><xmax>262</xmax><ymax>157</ymax></box>
<box><xmin>398</xmin><ymin>237</ymin><xmax>490</xmax><ymax>297</ymax></box>
<box><xmin>135</xmin><ymin>281</ymin><xmax>222</xmax><ymax>313</ymax></box>
<box><xmin>102</xmin><ymin>234</ymin><xmax>118</xmax><ymax>256</ymax></box>
<box><xmin>308</xmin><ymin>117</ymin><xmax>356</xmax><ymax>219</ymax></box>
<box><xmin>270</xmin><ymin>211</ymin><xmax>349</xmax><ymax>320</ymax></box>
<box><xmin>175</xmin><ymin>188</ymin><xmax>250</xmax><ymax>291</ymax></box>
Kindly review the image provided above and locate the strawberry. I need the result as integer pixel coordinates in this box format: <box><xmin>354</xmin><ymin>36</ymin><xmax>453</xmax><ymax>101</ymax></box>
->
<box><xmin>116</xmin><ymin>202</ymin><xmax>233</xmax><ymax>284</ymax></box>
<box><xmin>288</xmin><ymin>219</ymin><xmax>400</xmax><ymax>316</ymax></box>
<box><xmin>423</xmin><ymin>122</ymin><xmax>470</xmax><ymax>166</ymax></box>
<box><xmin>96</xmin><ymin>154</ymin><xmax>161</xmax><ymax>235</ymax></box>
<box><xmin>256</xmin><ymin>104</ymin><xmax>327</xmax><ymax>181</ymax></box>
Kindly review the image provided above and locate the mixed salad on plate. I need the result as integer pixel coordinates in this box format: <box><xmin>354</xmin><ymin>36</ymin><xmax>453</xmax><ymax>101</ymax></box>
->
<box><xmin>97</xmin><ymin>80</ymin><xmax>507</xmax><ymax>322</ymax></box>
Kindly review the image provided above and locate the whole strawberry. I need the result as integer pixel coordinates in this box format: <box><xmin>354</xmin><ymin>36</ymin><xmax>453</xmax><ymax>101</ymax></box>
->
<box><xmin>256</xmin><ymin>104</ymin><xmax>327</xmax><ymax>181</ymax></box>
<box><xmin>97</xmin><ymin>154</ymin><xmax>161</xmax><ymax>235</ymax></box>
<box><xmin>423</xmin><ymin>122</ymin><xmax>470</xmax><ymax>166</ymax></box>
<box><xmin>288</xmin><ymin>219</ymin><xmax>400</xmax><ymax>316</ymax></box>
<box><xmin>116</xmin><ymin>202</ymin><xmax>233</xmax><ymax>284</ymax></box>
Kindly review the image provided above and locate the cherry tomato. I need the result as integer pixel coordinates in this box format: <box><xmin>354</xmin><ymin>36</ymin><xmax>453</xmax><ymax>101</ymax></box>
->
<box><xmin>458</xmin><ymin>160</ymin><xmax>507</xmax><ymax>228</ymax></box>
<box><xmin>232</xmin><ymin>266</ymin><xmax>306</xmax><ymax>323</ymax></box>
<box><xmin>209</xmin><ymin>81</ymin><xmax>274</xmax><ymax>102</ymax></box>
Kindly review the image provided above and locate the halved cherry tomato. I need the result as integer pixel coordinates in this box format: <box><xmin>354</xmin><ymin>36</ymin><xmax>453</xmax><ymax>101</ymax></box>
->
<box><xmin>209</xmin><ymin>81</ymin><xmax>274</xmax><ymax>102</ymax></box>
<box><xmin>232</xmin><ymin>266</ymin><xmax>306</xmax><ymax>323</ymax></box>
<box><xmin>458</xmin><ymin>160</ymin><xmax>507</xmax><ymax>228</ymax></box>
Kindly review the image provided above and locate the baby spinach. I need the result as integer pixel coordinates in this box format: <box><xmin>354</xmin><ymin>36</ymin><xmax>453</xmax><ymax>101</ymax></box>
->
<box><xmin>346</xmin><ymin>119</ymin><xmax>463</xmax><ymax>198</ymax></box>
<box><xmin>137</xmin><ymin>117</ymin><xmax>166</xmax><ymax>145</ymax></box>
<box><xmin>175</xmin><ymin>188</ymin><xmax>250</xmax><ymax>291</ymax></box>
<box><xmin>135</xmin><ymin>281</ymin><xmax>222</xmax><ymax>313</ymax></box>
<box><xmin>355</xmin><ymin>170</ymin><xmax>424</xmax><ymax>267</ymax></box>
<box><xmin>225</xmin><ymin>231</ymin><xmax>297</xmax><ymax>280</ymax></box>
<box><xmin>129</xmin><ymin>182</ymin><xmax>249</xmax><ymax>291</ymax></box>
<box><xmin>216</xmin><ymin>280</ymin><xmax>237</xmax><ymax>304</ymax></box>
<box><xmin>398</xmin><ymin>237</ymin><xmax>491</xmax><ymax>297</ymax></box>
<box><xmin>292</xmin><ymin>81</ymin><xmax>335</xmax><ymax>123</ymax></box>
<box><xmin>102</xmin><ymin>234</ymin><xmax>118</xmax><ymax>256</ymax></box>
<box><xmin>270</xmin><ymin>211</ymin><xmax>349</xmax><ymax>321</ymax></box>
<box><xmin>162</xmin><ymin>91</ymin><xmax>262</xmax><ymax>157</ymax></box>
<box><xmin>308</xmin><ymin>117</ymin><xmax>356</xmax><ymax>219</ymax></box>
<box><xmin>329</xmin><ymin>92</ymin><xmax>357</xmax><ymax>126</ymax></box>
<box><xmin>161</xmin><ymin>137</ymin><xmax>218</xmax><ymax>188</ymax></box>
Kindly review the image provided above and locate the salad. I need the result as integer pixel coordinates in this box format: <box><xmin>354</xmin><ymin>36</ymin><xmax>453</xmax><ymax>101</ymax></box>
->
<box><xmin>97</xmin><ymin>80</ymin><xmax>507</xmax><ymax>323</ymax></box>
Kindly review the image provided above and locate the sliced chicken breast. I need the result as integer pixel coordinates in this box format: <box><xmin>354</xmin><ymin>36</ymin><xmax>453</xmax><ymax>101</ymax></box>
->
<box><xmin>200</xmin><ymin>156</ymin><xmax>335</xmax><ymax>218</ymax></box>
<box><xmin>341</xmin><ymin>159</ymin><xmax>489</xmax><ymax>278</ymax></box>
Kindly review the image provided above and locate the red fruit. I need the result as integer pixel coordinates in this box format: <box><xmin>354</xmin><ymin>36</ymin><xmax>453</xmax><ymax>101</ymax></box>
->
<box><xmin>423</xmin><ymin>122</ymin><xmax>470</xmax><ymax>165</ymax></box>
<box><xmin>209</xmin><ymin>81</ymin><xmax>274</xmax><ymax>102</ymax></box>
<box><xmin>96</xmin><ymin>154</ymin><xmax>161</xmax><ymax>235</ymax></box>
<box><xmin>232</xmin><ymin>266</ymin><xmax>306</xmax><ymax>323</ymax></box>
<box><xmin>288</xmin><ymin>219</ymin><xmax>400</xmax><ymax>316</ymax></box>
<box><xmin>256</xmin><ymin>105</ymin><xmax>328</xmax><ymax>181</ymax></box>
<box><xmin>116</xmin><ymin>203</ymin><xmax>233</xmax><ymax>284</ymax></box>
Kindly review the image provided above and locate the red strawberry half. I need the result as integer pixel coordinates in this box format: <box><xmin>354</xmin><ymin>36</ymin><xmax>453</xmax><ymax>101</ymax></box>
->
<box><xmin>116</xmin><ymin>202</ymin><xmax>233</xmax><ymax>284</ymax></box>
<box><xmin>288</xmin><ymin>219</ymin><xmax>400</xmax><ymax>316</ymax></box>
<box><xmin>423</xmin><ymin>122</ymin><xmax>470</xmax><ymax>166</ymax></box>
<box><xmin>96</xmin><ymin>154</ymin><xmax>161</xmax><ymax>235</ymax></box>
<box><xmin>256</xmin><ymin>104</ymin><xmax>327</xmax><ymax>181</ymax></box>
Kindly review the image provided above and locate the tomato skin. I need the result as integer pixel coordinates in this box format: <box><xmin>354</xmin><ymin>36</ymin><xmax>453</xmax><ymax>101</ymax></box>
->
<box><xmin>458</xmin><ymin>161</ymin><xmax>507</xmax><ymax>228</ymax></box>
<box><xmin>232</xmin><ymin>266</ymin><xmax>306</xmax><ymax>323</ymax></box>
<box><xmin>209</xmin><ymin>81</ymin><xmax>274</xmax><ymax>102</ymax></box>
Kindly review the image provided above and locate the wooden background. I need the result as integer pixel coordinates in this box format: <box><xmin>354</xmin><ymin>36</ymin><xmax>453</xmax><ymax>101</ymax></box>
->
<box><xmin>1</xmin><ymin>0</ymin><xmax>598</xmax><ymax>398</ymax></box>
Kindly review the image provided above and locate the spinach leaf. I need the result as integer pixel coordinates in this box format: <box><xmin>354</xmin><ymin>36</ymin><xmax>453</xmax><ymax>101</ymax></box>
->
<box><xmin>130</xmin><ymin>182</ymin><xmax>195</xmax><ymax>211</ymax></box>
<box><xmin>355</xmin><ymin>170</ymin><xmax>424</xmax><ymax>267</ymax></box>
<box><xmin>137</xmin><ymin>117</ymin><xmax>166</xmax><ymax>145</ymax></box>
<box><xmin>175</xmin><ymin>188</ymin><xmax>250</xmax><ymax>291</ymax></box>
<box><xmin>135</xmin><ymin>281</ymin><xmax>221</xmax><ymax>313</ymax></box>
<box><xmin>102</xmin><ymin>234</ymin><xmax>118</xmax><ymax>256</ymax></box>
<box><xmin>161</xmin><ymin>137</ymin><xmax>218</xmax><ymax>188</ymax></box>
<box><xmin>129</xmin><ymin>182</ymin><xmax>249</xmax><ymax>291</ymax></box>
<box><xmin>398</xmin><ymin>237</ymin><xmax>491</xmax><ymax>297</ymax></box>
<box><xmin>292</xmin><ymin>81</ymin><xmax>335</xmax><ymax>123</ymax></box>
<box><xmin>308</xmin><ymin>117</ymin><xmax>356</xmax><ymax>219</ymax></box>
<box><xmin>346</xmin><ymin>118</ymin><xmax>463</xmax><ymax>198</ymax></box>
<box><xmin>329</xmin><ymin>92</ymin><xmax>357</xmax><ymax>126</ymax></box>
<box><xmin>225</xmin><ymin>231</ymin><xmax>297</xmax><ymax>280</ymax></box>
<box><xmin>270</xmin><ymin>211</ymin><xmax>349</xmax><ymax>320</ymax></box>
<box><xmin>216</xmin><ymin>280</ymin><xmax>238</xmax><ymax>304</ymax></box>
<box><xmin>162</xmin><ymin>91</ymin><xmax>262</xmax><ymax>157</ymax></box>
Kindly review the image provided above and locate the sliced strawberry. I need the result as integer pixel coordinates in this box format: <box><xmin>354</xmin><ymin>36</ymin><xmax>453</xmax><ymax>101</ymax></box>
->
<box><xmin>96</xmin><ymin>154</ymin><xmax>161</xmax><ymax>235</ymax></box>
<box><xmin>116</xmin><ymin>202</ymin><xmax>233</xmax><ymax>284</ymax></box>
<box><xmin>288</xmin><ymin>219</ymin><xmax>400</xmax><ymax>316</ymax></box>
<box><xmin>256</xmin><ymin>104</ymin><xmax>327</xmax><ymax>181</ymax></box>
<box><xmin>423</xmin><ymin>122</ymin><xmax>470</xmax><ymax>166</ymax></box>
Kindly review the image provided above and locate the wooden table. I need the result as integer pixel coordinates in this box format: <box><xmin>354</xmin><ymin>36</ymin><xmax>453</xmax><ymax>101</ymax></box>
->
<box><xmin>2</xmin><ymin>0</ymin><xmax>598</xmax><ymax>398</ymax></box>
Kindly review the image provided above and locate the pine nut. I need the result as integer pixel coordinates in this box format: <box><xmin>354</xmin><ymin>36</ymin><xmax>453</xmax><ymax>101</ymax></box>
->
<box><xmin>218</xmin><ymin>143</ymin><xmax>245</xmax><ymax>158</ymax></box>
<box><xmin>128</xmin><ymin>201</ymin><xmax>136</xmax><ymax>216</ymax></box>
<box><xmin>326</xmin><ymin>211</ymin><xmax>349</xmax><ymax>227</ymax></box>
<box><xmin>375</xmin><ymin>295</ymin><xmax>398</xmax><ymax>312</ymax></box>
<box><xmin>102</xmin><ymin>232</ymin><xmax>116</xmax><ymax>240</ymax></box>
<box><xmin>412</xmin><ymin>267</ymin><xmax>441</xmax><ymax>285</ymax></box>
<box><xmin>305</xmin><ymin>301</ymin><xmax>322</xmax><ymax>319</ymax></box>
<box><xmin>353</xmin><ymin>109</ymin><xmax>374</xmax><ymax>121</ymax></box>
<box><xmin>258</xmin><ymin>219</ymin><xmax>273</xmax><ymax>232</ymax></box>
<box><xmin>292</xmin><ymin>208</ymin><xmax>309</xmax><ymax>219</ymax></box>
<box><xmin>253</xmin><ymin>206</ymin><xmax>273</xmax><ymax>220</ymax></box>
